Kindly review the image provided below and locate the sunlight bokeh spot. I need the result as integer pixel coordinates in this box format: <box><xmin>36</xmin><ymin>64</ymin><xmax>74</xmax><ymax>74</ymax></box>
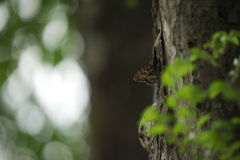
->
<box><xmin>2</xmin><ymin>71</ymin><xmax>32</xmax><ymax>112</ymax></box>
<box><xmin>0</xmin><ymin>123</ymin><xmax>7</xmax><ymax>145</ymax></box>
<box><xmin>0</xmin><ymin>116</ymin><xmax>18</xmax><ymax>145</ymax></box>
<box><xmin>42</xmin><ymin>14</ymin><xmax>68</xmax><ymax>51</ymax></box>
<box><xmin>3</xmin><ymin>43</ymin><xmax>90</xmax><ymax>130</ymax></box>
<box><xmin>0</xmin><ymin>145</ymin><xmax>11</xmax><ymax>160</ymax></box>
<box><xmin>16</xmin><ymin>102</ymin><xmax>45</xmax><ymax>135</ymax></box>
<box><xmin>2</xmin><ymin>46</ymin><xmax>41</xmax><ymax>112</ymax></box>
<box><xmin>0</xmin><ymin>1</ymin><xmax>91</xmax><ymax>159</ymax></box>
<box><xmin>61</xmin><ymin>31</ymin><xmax>85</xmax><ymax>59</ymax></box>
<box><xmin>34</xmin><ymin>58</ymin><xmax>90</xmax><ymax>129</ymax></box>
<box><xmin>42</xmin><ymin>141</ymin><xmax>73</xmax><ymax>160</ymax></box>
<box><xmin>15</xmin><ymin>147</ymin><xmax>37</xmax><ymax>160</ymax></box>
<box><xmin>16</xmin><ymin>0</ymin><xmax>41</xmax><ymax>21</ymax></box>
<box><xmin>0</xmin><ymin>3</ymin><xmax>9</xmax><ymax>33</ymax></box>
<box><xmin>34</xmin><ymin>127</ymin><xmax>54</xmax><ymax>143</ymax></box>
<box><xmin>18</xmin><ymin>45</ymin><xmax>43</xmax><ymax>84</ymax></box>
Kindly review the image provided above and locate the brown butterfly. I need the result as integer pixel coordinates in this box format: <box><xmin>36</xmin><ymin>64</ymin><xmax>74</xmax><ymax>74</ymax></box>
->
<box><xmin>133</xmin><ymin>60</ymin><xmax>158</xmax><ymax>85</ymax></box>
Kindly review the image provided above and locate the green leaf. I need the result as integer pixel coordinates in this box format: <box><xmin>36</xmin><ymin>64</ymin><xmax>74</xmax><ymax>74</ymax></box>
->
<box><xmin>159</xmin><ymin>114</ymin><xmax>173</xmax><ymax>124</ymax></box>
<box><xmin>229</xmin><ymin>30</ymin><xmax>240</xmax><ymax>39</ymax></box>
<box><xmin>203</xmin><ymin>41</ymin><xmax>213</xmax><ymax>49</ymax></box>
<box><xmin>229</xmin><ymin>36</ymin><xmax>239</xmax><ymax>45</ymax></box>
<box><xmin>166</xmin><ymin>137</ymin><xmax>178</xmax><ymax>144</ymax></box>
<box><xmin>177</xmin><ymin>85</ymin><xmax>206</xmax><ymax>105</ymax></box>
<box><xmin>139</xmin><ymin>106</ymin><xmax>159</xmax><ymax>126</ymax></box>
<box><xmin>148</xmin><ymin>124</ymin><xmax>167</xmax><ymax>135</ymax></box>
<box><xmin>208</xmin><ymin>80</ymin><xmax>237</xmax><ymax>100</ymax></box>
<box><xmin>161</xmin><ymin>59</ymin><xmax>195</xmax><ymax>87</ymax></box>
<box><xmin>190</xmin><ymin>48</ymin><xmax>209</xmax><ymax>62</ymax></box>
<box><xmin>208</xmin><ymin>80</ymin><xmax>225</xmax><ymax>99</ymax></box>
<box><xmin>174</xmin><ymin>59</ymin><xmax>195</xmax><ymax>79</ymax></box>
<box><xmin>222</xmin><ymin>85</ymin><xmax>237</xmax><ymax>100</ymax></box>
<box><xmin>161</xmin><ymin>65</ymin><xmax>175</xmax><ymax>87</ymax></box>
<box><xmin>220</xmin><ymin>35</ymin><xmax>228</xmax><ymax>45</ymax></box>
<box><xmin>197</xmin><ymin>114</ymin><xmax>210</xmax><ymax>128</ymax></box>
<box><xmin>177</xmin><ymin>108</ymin><xmax>190</xmax><ymax>118</ymax></box>
<box><xmin>191</xmin><ymin>46</ymin><xmax>217</xmax><ymax>66</ymax></box>
<box><xmin>173</xmin><ymin>122</ymin><xmax>188</xmax><ymax>135</ymax></box>
<box><xmin>212</xmin><ymin>31</ymin><xmax>227</xmax><ymax>42</ymax></box>
<box><xmin>212</xmin><ymin>50</ymin><xmax>219</xmax><ymax>59</ymax></box>
<box><xmin>166</xmin><ymin>95</ymin><xmax>177</xmax><ymax>109</ymax></box>
<box><xmin>211</xmin><ymin>120</ymin><xmax>231</xmax><ymax>130</ymax></box>
<box><xmin>197</xmin><ymin>132</ymin><xmax>214</xmax><ymax>148</ymax></box>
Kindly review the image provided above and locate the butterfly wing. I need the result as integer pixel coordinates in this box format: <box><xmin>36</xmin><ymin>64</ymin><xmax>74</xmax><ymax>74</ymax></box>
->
<box><xmin>133</xmin><ymin>61</ymin><xmax>158</xmax><ymax>85</ymax></box>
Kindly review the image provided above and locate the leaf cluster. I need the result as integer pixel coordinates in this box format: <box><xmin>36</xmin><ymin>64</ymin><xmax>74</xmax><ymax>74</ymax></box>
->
<box><xmin>139</xmin><ymin>31</ymin><xmax>240</xmax><ymax>160</ymax></box>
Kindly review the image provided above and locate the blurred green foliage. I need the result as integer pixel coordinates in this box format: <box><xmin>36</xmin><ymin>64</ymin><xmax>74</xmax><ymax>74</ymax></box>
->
<box><xmin>139</xmin><ymin>30</ymin><xmax>240</xmax><ymax>160</ymax></box>
<box><xmin>0</xmin><ymin>0</ymin><xmax>89</xmax><ymax>160</ymax></box>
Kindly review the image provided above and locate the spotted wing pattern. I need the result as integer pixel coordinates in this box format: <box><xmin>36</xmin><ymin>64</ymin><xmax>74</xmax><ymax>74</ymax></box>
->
<box><xmin>133</xmin><ymin>61</ymin><xmax>158</xmax><ymax>85</ymax></box>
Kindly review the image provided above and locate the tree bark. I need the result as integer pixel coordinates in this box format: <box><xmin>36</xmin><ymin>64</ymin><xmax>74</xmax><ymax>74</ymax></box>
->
<box><xmin>145</xmin><ymin>0</ymin><xmax>240</xmax><ymax>159</ymax></box>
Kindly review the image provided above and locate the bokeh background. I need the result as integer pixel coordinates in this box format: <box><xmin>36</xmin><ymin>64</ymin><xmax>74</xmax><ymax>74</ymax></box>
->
<box><xmin>0</xmin><ymin>0</ymin><xmax>153</xmax><ymax>160</ymax></box>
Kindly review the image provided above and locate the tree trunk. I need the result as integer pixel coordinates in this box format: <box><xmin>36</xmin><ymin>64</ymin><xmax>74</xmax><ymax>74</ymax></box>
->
<box><xmin>144</xmin><ymin>0</ymin><xmax>240</xmax><ymax>159</ymax></box>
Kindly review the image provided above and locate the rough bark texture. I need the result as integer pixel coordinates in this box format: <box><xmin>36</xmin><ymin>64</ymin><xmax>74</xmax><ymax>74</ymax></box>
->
<box><xmin>146</xmin><ymin>0</ymin><xmax>240</xmax><ymax>159</ymax></box>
